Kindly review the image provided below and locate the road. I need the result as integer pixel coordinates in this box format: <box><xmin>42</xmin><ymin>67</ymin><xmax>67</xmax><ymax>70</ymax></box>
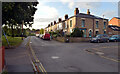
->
<box><xmin>29</xmin><ymin>36</ymin><xmax>118</xmax><ymax>72</ymax></box>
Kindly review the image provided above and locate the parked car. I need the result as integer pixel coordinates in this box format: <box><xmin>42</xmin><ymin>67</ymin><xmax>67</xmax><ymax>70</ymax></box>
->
<box><xmin>90</xmin><ymin>34</ymin><xmax>109</xmax><ymax>43</ymax></box>
<box><xmin>43</xmin><ymin>33</ymin><xmax>51</xmax><ymax>40</ymax></box>
<box><xmin>109</xmin><ymin>35</ymin><xmax>120</xmax><ymax>42</ymax></box>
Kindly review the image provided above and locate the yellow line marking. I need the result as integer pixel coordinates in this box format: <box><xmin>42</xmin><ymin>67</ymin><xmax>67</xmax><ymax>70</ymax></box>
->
<box><xmin>39</xmin><ymin>62</ymin><xmax>47</xmax><ymax>73</ymax></box>
<box><xmin>39</xmin><ymin>65</ymin><xmax>44</xmax><ymax>73</ymax></box>
<box><xmin>29</xmin><ymin>37</ymin><xmax>47</xmax><ymax>73</ymax></box>
<box><xmin>100</xmin><ymin>56</ymin><xmax>120</xmax><ymax>63</ymax></box>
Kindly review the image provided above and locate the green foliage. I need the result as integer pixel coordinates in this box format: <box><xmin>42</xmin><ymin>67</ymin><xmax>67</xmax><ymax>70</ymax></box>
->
<box><xmin>2</xmin><ymin>36</ymin><xmax>23</xmax><ymax>47</ymax></box>
<box><xmin>2</xmin><ymin>2</ymin><xmax>38</xmax><ymax>36</ymax></box>
<box><xmin>2</xmin><ymin>2</ymin><xmax>38</xmax><ymax>25</ymax></box>
<box><xmin>71</xmin><ymin>28</ymin><xmax>83</xmax><ymax>37</ymax></box>
<box><xmin>28</xmin><ymin>33</ymin><xmax>35</xmax><ymax>36</ymax></box>
<box><xmin>40</xmin><ymin>28</ymin><xmax>44</xmax><ymax>34</ymax></box>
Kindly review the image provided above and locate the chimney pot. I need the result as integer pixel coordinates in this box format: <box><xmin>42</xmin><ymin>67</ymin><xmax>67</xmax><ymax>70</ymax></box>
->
<box><xmin>65</xmin><ymin>14</ymin><xmax>68</xmax><ymax>20</ymax></box>
<box><xmin>58</xmin><ymin>18</ymin><xmax>62</xmax><ymax>22</ymax></box>
<box><xmin>51</xmin><ymin>22</ymin><xmax>53</xmax><ymax>26</ymax></box>
<box><xmin>87</xmin><ymin>9</ymin><xmax>90</xmax><ymax>15</ymax></box>
<box><xmin>74</xmin><ymin>8</ymin><xmax>79</xmax><ymax>15</ymax></box>
<box><xmin>54</xmin><ymin>21</ymin><xmax>56</xmax><ymax>25</ymax></box>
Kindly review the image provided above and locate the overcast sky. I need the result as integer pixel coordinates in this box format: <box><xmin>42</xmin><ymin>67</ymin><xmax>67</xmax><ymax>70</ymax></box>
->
<box><xmin>27</xmin><ymin>0</ymin><xmax>119</xmax><ymax>29</ymax></box>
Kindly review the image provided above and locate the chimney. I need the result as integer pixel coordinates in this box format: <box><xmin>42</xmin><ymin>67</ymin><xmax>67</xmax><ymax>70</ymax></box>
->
<box><xmin>87</xmin><ymin>9</ymin><xmax>90</xmax><ymax>15</ymax></box>
<box><xmin>51</xmin><ymin>22</ymin><xmax>53</xmax><ymax>26</ymax></box>
<box><xmin>58</xmin><ymin>18</ymin><xmax>62</xmax><ymax>22</ymax></box>
<box><xmin>48</xmin><ymin>24</ymin><xmax>50</xmax><ymax>27</ymax></box>
<box><xmin>74</xmin><ymin>8</ymin><xmax>79</xmax><ymax>15</ymax></box>
<box><xmin>65</xmin><ymin>14</ymin><xmax>68</xmax><ymax>20</ymax></box>
<box><xmin>54</xmin><ymin>21</ymin><xmax>56</xmax><ymax>25</ymax></box>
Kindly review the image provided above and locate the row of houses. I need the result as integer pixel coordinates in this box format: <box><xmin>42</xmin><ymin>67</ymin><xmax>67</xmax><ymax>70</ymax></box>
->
<box><xmin>44</xmin><ymin>8</ymin><xmax>119</xmax><ymax>37</ymax></box>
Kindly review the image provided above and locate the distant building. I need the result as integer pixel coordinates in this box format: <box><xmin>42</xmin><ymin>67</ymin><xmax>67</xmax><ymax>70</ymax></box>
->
<box><xmin>45</xmin><ymin>8</ymin><xmax>108</xmax><ymax>37</ymax></box>
<box><xmin>109</xmin><ymin>17</ymin><xmax>120</xmax><ymax>27</ymax></box>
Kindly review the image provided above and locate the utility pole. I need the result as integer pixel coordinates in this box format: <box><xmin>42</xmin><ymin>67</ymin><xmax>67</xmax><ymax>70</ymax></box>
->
<box><xmin>22</xmin><ymin>20</ymin><xmax>24</xmax><ymax>40</ymax></box>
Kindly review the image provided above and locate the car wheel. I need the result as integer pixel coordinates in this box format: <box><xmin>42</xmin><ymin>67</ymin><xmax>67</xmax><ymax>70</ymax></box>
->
<box><xmin>114</xmin><ymin>39</ymin><xmax>117</xmax><ymax>42</ymax></box>
<box><xmin>97</xmin><ymin>40</ymin><xmax>100</xmax><ymax>43</ymax></box>
<box><xmin>107</xmin><ymin>40</ymin><xmax>109</xmax><ymax>43</ymax></box>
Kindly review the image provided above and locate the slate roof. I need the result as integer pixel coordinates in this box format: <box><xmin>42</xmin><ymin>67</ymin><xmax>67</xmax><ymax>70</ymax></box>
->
<box><xmin>67</xmin><ymin>13</ymin><xmax>108</xmax><ymax>20</ymax></box>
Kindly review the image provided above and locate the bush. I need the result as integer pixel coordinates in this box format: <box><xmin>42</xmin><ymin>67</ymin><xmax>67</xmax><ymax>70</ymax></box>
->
<box><xmin>71</xmin><ymin>28</ymin><xmax>83</xmax><ymax>37</ymax></box>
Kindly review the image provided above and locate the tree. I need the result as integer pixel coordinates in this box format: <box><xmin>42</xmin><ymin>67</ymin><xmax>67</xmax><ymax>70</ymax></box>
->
<box><xmin>2</xmin><ymin>2</ymin><xmax>38</xmax><ymax>37</ymax></box>
<box><xmin>40</xmin><ymin>28</ymin><xmax>44</xmax><ymax>34</ymax></box>
<box><xmin>71</xmin><ymin>28</ymin><xmax>83</xmax><ymax>37</ymax></box>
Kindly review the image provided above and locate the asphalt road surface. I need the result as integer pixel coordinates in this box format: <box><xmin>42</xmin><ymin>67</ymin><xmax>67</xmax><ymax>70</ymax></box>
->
<box><xmin>30</xmin><ymin>36</ymin><xmax>118</xmax><ymax>72</ymax></box>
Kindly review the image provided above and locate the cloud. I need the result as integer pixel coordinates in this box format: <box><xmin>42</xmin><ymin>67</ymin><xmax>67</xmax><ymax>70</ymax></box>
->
<box><xmin>101</xmin><ymin>10</ymin><xmax>117</xmax><ymax>19</ymax></box>
<box><xmin>60</xmin><ymin>0</ymin><xmax>102</xmax><ymax>9</ymax></box>
<box><xmin>68</xmin><ymin>2</ymin><xmax>74</xmax><ymax>9</ymax></box>
<box><xmin>32</xmin><ymin>1</ymin><xmax>59</xmax><ymax>29</ymax></box>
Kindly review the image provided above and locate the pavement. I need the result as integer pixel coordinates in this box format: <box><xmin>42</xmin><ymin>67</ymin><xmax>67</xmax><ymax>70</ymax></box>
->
<box><xmin>5</xmin><ymin>37</ymin><xmax>34</xmax><ymax>72</ymax></box>
<box><xmin>29</xmin><ymin>36</ymin><xmax>119</xmax><ymax>72</ymax></box>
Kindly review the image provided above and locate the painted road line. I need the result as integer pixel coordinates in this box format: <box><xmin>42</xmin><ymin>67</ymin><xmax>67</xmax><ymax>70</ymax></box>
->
<box><xmin>100</xmin><ymin>55</ymin><xmax>120</xmax><ymax>63</ymax></box>
<box><xmin>84</xmin><ymin>49</ymin><xmax>94</xmax><ymax>55</ymax></box>
<box><xmin>29</xmin><ymin>37</ymin><xmax>47</xmax><ymax>73</ymax></box>
<box><xmin>39</xmin><ymin>62</ymin><xmax>47</xmax><ymax>73</ymax></box>
<box><xmin>84</xmin><ymin>48</ymin><xmax>119</xmax><ymax>63</ymax></box>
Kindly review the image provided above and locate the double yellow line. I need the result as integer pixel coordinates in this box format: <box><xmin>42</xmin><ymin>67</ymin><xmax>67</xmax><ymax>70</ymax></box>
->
<box><xmin>28</xmin><ymin>37</ymin><xmax>47</xmax><ymax>74</ymax></box>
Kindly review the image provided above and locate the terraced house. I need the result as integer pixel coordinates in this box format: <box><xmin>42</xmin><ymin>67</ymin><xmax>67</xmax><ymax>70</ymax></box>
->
<box><xmin>44</xmin><ymin>8</ymin><xmax>108</xmax><ymax>37</ymax></box>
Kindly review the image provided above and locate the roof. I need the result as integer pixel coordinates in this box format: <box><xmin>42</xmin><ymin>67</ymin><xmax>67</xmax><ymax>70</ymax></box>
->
<box><xmin>108</xmin><ymin>25</ymin><xmax>120</xmax><ymax>31</ymax></box>
<box><xmin>114</xmin><ymin>17</ymin><xmax>120</xmax><ymax>19</ymax></box>
<box><xmin>66</xmin><ymin>13</ymin><xmax>108</xmax><ymax>20</ymax></box>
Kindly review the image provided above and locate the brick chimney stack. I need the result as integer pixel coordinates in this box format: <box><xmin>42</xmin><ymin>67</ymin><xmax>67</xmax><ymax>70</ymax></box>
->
<box><xmin>65</xmin><ymin>14</ymin><xmax>68</xmax><ymax>20</ymax></box>
<box><xmin>87</xmin><ymin>9</ymin><xmax>90</xmax><ymax>15</ymax></box>
<box><xmin>74</xmin><ymin>8</ymin><xmax>79</xmax><ymax>15</ymax></box>
<box><xmin>58</xmin><ymin>18</ymin><xmax>62</xmax><ymax>22</ymax></box>
<box><xmin>51</xmin><ymin>22</ymin><xmax>53</xmax><ymax>26</ymax></box>
<box><xmin>54</xmin><ymin>21</ymin><xmax>56</xmax><ymax>25</ymax></box>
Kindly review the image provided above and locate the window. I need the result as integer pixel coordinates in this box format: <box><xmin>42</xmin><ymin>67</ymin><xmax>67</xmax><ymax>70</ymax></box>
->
<box><xmin>65</xmin><ymin>22</ymin><xmax>67</xmax><ymax>29</ymax></box>
<box><xmin>70</xmin><ymin>29</ymin><xmax>72</xmax><ymax>33</ymax></box>
<box><xmin>96</xmin><ymin>21</ymin><xmax>99</xmax><ymax>28</ymax></box>
<box><xmin>82</xmin><ymin>20</ymin><xmax>85</xmax><ymax>27</ymax></box>
<box><xmin>89</xmin><ymin>30</ymin><xmax>92</xmax><ymax>37</ymax></box>
<box><xmin>104</xmin><ymin>31</ymin><xmax>106</xmax><ymax>34</ymax></box>
<box><xmin>104</xmin><ymin>22</ymin><xmax>106</xmax><ymax>29</ymax></box>
<box><xmin>96</xmin><ymin>31</ymin><xmax>99</xmax><ymax>35</ymax></box>
<box><xmin>70</xmin><ymin>20</ymin><xmax>72</xmax><ymax>27</ymax></box>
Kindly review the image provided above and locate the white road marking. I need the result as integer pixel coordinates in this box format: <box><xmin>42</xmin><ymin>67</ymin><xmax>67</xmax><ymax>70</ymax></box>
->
<box><xmin>30</xmin><ymin>42</ymin><xmax>32</xmax><ymax>43</ymax></box>
<box><xmin>95</xmin><ymin>52</ymin><xmax>104</xmax><ymax>55</ymax></box>
<box><xmin>51</xmin><ymin>56</ymin><xmax>59</xmax><ymax>59</ymax></box>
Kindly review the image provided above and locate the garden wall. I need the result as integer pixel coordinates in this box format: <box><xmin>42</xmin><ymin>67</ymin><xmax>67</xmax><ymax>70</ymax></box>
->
<box><xmin>53</xmin><ymin>37</ymin><xmax>90</xmax><ymax>43</ymax></box>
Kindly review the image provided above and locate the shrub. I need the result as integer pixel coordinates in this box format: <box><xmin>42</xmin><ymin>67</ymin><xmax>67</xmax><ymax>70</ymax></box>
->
<box><xmin>71</xmin><ymin>28</ymin><xmax>83</xmax><ymax>37</ymax></box>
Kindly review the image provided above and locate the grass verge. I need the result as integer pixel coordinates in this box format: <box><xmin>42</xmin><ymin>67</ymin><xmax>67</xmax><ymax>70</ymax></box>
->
<box><xmin>2</xmin><ymin>36</ymin><xmax>23</xmax><ymax>48</ymax></box>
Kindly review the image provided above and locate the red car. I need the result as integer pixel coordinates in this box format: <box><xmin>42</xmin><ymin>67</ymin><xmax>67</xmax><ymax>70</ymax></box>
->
<box><xmin>43</xmin><ymin>33</ymin><xmax>51</xmax><ymax>40</ymax></box>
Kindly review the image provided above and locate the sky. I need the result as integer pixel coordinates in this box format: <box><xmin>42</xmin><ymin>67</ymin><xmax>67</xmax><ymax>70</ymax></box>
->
<box><xmin>26</xmin><ymin>0</ymin><xmax>119</xmax><ymax>29</ymax></box>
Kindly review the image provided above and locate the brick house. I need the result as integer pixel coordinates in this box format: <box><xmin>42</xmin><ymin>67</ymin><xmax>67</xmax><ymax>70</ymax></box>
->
<box><xmin>107</xmin><ymin>17</ymin><xmax>120</xmax><ymax>36</ymax></box>
<box><xmin>109</xmin><ymin>17</ymin><xmax>120</xmax><ymax>27</ymax></box>
<box><xmin>45</xmin><ymin>8</ymin><xmax>108</xmax><ymax>37</ymax></box>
